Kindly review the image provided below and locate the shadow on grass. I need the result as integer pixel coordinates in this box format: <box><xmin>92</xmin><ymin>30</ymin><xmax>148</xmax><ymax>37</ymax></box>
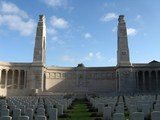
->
<box><xmin>58</xmin><ymin>99</ymin><xmax>102</xmax><ymax>120</ymax></box>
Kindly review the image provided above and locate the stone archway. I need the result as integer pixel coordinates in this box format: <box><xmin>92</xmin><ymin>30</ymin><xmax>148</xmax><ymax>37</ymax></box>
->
<box><xmin>138</xmin><ymin>71</ymin><xmax>143</xmax><ymax>91</ymax></box>
<box><xmin>7</xmin><ymin>70</ymin><xmax>12</xmax><ymax>89</ymax></box>
<box><xmin>158</xmin><ymin>71</ymin><xmax>160</xmax><ymax>90</ymax></box>
<box><xmin>20</xmin><ymin>70</ymin><xmax>25</xmax><ymax>89</ymax></box>
<box><xmin>1</xmin><ymin>69</ymin><xmax>6</xmax><ymax>88</ymax></box>
<box><xmin>151</xmin><ymin>71</ymin><xmax>156</xmax><ymax>91</ymax></box>
<box><xmin>14</xmin><ymin>70</ymin><xmax>18</xmax><ymax>89</ymax></box>
<box><xmin>144</xmin><ymin>71</ymin><xmax>149</xmax><ymax>91</ymax></box>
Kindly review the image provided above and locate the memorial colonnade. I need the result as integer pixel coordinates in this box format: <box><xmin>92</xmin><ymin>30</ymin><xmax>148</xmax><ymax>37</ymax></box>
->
<box><xmin>0</xmin><ymin>68</ymin><xmax>27</xmax><ymax>89</ymax></box>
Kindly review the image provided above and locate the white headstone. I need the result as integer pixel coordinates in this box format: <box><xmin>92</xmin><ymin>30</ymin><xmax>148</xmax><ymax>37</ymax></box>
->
<box><xmin>1</xmin><ymin>109</ymin><xmax>9</xmax><ymax>116</ymax></box>
<box><xmin>116</xmin><ymin>105</ymin><xmax>124</xmax><ymax>113</ymax></box>
<box><xmin>48</xmin><ymin>108</ymin><xmax>58</xmax><ymax>120</ymax></box>
<box><xmin>37</xmin><ymin>108</ymin><xmax>45</xmax><ymax>116</ymax></box>
<box><xmin>98</xmin><ymin>103</ymin><xmax>104</xmax><ymax>113</ymax></box>
<box><xmin>35</xmin><ymin>115</ymin><xmax>47</xmax><ymax>120</ymax></box>
<box><xmin>18</xmin><ymin>105</ymin><xmax>26</xmax><ymax>115</ymax></box>
<box><xmin>103</xmin><ymin>106</ymin><xmax>111</xmax><ymax>120</ymax></box>
<box><xmin>0</xmin><ymin>116</ymin><xmax>12</xmax><ymax>120</ymax></box>
<box><xmin>18</xmin><ymin>116</ymin><xmax>29</xmax><ymax>120</ymax></box>
<box><xmin>129</xmin><ymin>105</ymin><xmax>137</xmax><ymax>119</ymax></box>
<box><xmin>132</xmin><ymin>112</ymin><xmax>144</xmax><ymax>120</ymax></box>
<box><xmin>57</xmin><ymin>104</ymin><xmax>63</xmax><ymax>116</ymax></box>
<box><xmin>154</xmin><ymin>104</ymin><xmax>160</xmax><ymax>111</ymax></box>
<box><xmin>13</xmin><ymin>108</ymin><xmax>21</xmax><ymax>120</ymax></box>
<box><xmin>9</xmin><ymin>105</ymin><xmax>16</xmax><ymax>114</ymax></box>
<box><xmin>142</xmin><ymin>104</ymin><xmax>150</xmax><ymax>119</ymax></box>
<box><xmin>113</xmin><ymin>113</ymin><xmax>125</xmax><ymax>120</ymax></box>
<box><xmin>151</xmin><ymin>111</ymin><xmax>160</xmax><ymax>120</ymax></box>
<box><xmin>25</xmin><ymin>108</ymin><xmax>33</xmax><ymax>120</ymax></box>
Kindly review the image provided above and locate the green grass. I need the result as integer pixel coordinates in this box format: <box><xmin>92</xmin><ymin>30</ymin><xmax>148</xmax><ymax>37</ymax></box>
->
<box><xmin>59</xmin><ymin>99</ymin><xmax>96</xmax><ymax>120</ymax></box>
<box><xmin>58</xmin><ymin>98</ymin><xmax>130</xmax><ymax>120</ymax></box>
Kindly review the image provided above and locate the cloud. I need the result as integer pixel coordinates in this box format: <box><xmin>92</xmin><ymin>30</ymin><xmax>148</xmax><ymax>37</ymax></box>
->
<box><xmin>40</xmin><ymin>0</ymin><xmax>74</xmax><ymax>13</ymax></box>
<box><xmin>42</xmin><ymin>0</ymin><xmax>67</xmax><ymax>8</ymax></box>
<box><xmin>101</xmin><ymin>13</ymin><xmax>118</xmax><ymax>22</ymax></box>
<box><xmin>107</xmin><ymin>58</ymin><xmax>116</xmax><ymax>64</ymax></box>
<box><xmin>103</xmin><ymin>2</ymin><xmax>116</xmax><ymax>8</ymax></box>
<box><xmin>61</xmin><ymin>55</ymin><xmax>75</xmax><ymax>62</ymax></box>
<box><xmin>112</xmin><ymin>27</ymin><xmax>117</xmax><ymax>32</ymax></box>
<box><xmin>134</xmin><ymin>14</ymin><xmax>144</xmax><ymax>24</ymax></box>
<box><xmin>50</xmin><ymin>16</ymin><xmax>69</xmax><ymax>29</ymax></box>
<box><xmin>135</xmin><ymin>15</ymin><xmax>141</xmax><ymax>21</ymax></box>
<box><xmin>48</xmin><ymin>16</ymin><xmax>69</xmax><ymax>47</ymax></box>
<box><xmin>127</xmin><ymin>28</ymin><xmax>137</xmax><ymax>36</ymax></box>
<box><xmin>82</xmin><ymin>52</ymin><xmax>105</xmax><ymax>61</ymax></box>
<box><xmin>83</xmin><ymin>52</ymin><xmax>93</xmax><ymax>61</ymax></box>
<box><xmin>0</xmin><ymin>1</ymin><xmax>36</xmax><ymax>36</ymax></box>
<box><xmin>47</xmin><ymin>28</ymin><xmax>57</xmax><ymax>35</ymax></box>
<box><xmin>95</xmin><ymin>52</ymin><xmax>104</xmax><ymax>61</ymax></box>
<box><xmin>51</xmin><ymin>36</ymin><xmax>65</xmax><ymax>45</ymax></box>
<box><xmin>0</xmin><ymin>1</ymin><xmax>28</xmax><ymax>18</ymax></box>
<box><xmin>84</xmin><ymin>32</ymin><xmax>92</xmax><ymax>39</ymax></box>
<box><xmin>0</xmin><ymin>15</ymin><xmax>35</xmax><ymax>36</ymax></box>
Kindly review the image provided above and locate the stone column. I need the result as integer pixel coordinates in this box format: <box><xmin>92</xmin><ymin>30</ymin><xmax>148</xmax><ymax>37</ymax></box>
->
<box><xmin>116</xmin><ymin>72</ymin><xmax>119</xmax><ymax>92</ymax></box>
<box><xmin>24</xmin><ymin>71</ymin><xmax>27</xmax><ymax>89</ymax></box>
<box><xmin>156</xmin><ymin>71</ymin><xmax>158</xmax><ymax>91</ymax></box>
<box><xmin>149</xmin><ymin>71</ymin><xmax>151</xmax><ymax>91</ymax></box>
<box><xmin>158</xmin><ymin>71</ymin><xmax>160</xmax><ymax>90</ymax></box>
<box><xmin>5</xmin><ymin>70</ymin><xmax>8</xmax><ymax>89</ymax></box>
<box><xmin>23</xmin><ymin>71</ymin><xmax>26</xmax><ymax>89</ymax></box>
<box><xmin>143</xmin><ymin>71</ymin><xmax>145</xmax><ymax>91</ymax></box>
<box><xmin>95</xmin><ymin>73</ymin><xmax>97</xmax><ymax>80</ymax></box>
<box><xmin>25</xmin><ymin>71</ymin><xmax>28</xmax><ymax>88</ymax></box>
<box><xmin>18</xmin><ymin>70</ymin><xmax>21</xmax><ymax>89</ymax></box>
<box><xmin>136</xmin><ymin>72</ymin><xmax>138</xmax><ymax>90</ymax></box>
<box><xmin>11</xmin><ymin>70</ymin><xmax>15</xmax><ymax>89</ymax></box>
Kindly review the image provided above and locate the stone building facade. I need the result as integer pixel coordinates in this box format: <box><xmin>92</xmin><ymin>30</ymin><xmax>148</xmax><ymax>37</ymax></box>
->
<box><xmin>0</xmin><ymin>15</ymin><xmax>160</xmax><ymax>96</ymax></box>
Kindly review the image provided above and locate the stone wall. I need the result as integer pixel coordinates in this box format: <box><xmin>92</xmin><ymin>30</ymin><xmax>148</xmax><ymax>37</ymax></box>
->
<box><xmin>45</xmin><ymin>67</ymin><xmax>117</xmax><ymax>93</ymax></box>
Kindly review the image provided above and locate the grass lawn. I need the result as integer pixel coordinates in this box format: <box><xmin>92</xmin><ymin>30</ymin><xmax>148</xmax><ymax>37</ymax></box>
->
<box><xmin>59</xmin><ymin>99</ymin><xmax>96</xmax><ymax>120</ymax></box>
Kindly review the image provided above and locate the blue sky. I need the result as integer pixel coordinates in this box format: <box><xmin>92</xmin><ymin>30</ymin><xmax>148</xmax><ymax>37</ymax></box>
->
<box><xmin>0</xmin><ymin>0</ymin><xmax>160</xmax><ymax>67</ymax></box>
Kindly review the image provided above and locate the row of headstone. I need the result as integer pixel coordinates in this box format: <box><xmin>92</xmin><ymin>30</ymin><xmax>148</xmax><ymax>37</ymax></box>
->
<box><xmin>87</xmin><ymin>94</ymin><xmax>160</xmax><ymax>120</ymax></box>
<box><xmin>0</xmin><ymin>95</ymin><xmax>74</xmax><ymax>120</ymax></box>
<box><xmin>0</xmin><ymin>106</ymin><xmax>58</xmax><ymax>120</ymax></box>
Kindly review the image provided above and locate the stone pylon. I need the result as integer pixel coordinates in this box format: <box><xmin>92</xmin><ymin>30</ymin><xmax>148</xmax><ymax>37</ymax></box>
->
<box><xmin>33</xmin><ymin>15</ymin><xmax>46</xmax><ymax>64</ymax></box>
<box><xmin>117</xmin><ymin>15</ymin><xmax>131</xmax><ymax>67</ymax></box>
<box><xmin>29</xmin><ymin>15</ymin><xmax>46</xmax><ymax>93</ymax></box>
<box><xmin>116</xmin><ymin>15</ymin><xmax>135</xmax><ymax>92</ymax></box>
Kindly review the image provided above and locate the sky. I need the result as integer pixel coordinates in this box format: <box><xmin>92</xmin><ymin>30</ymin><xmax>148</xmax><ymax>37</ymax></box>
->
<box><xmin>0</xmin><ymin>0</ymin><xmax>160</xmax><ymax>67</ymax></box>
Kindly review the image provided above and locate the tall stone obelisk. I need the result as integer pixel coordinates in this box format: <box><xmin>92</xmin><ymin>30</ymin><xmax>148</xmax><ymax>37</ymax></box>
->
<box><xmin>117</xmin><ymin>15</ymin><xmax>131</xmax><ymax>67</ymax></box>
<box><xmin>29</xmin><ymin>15</ymin><xmax>46</xmax><ymax>93</ymax></box>
<box><xmin>116</xmin><ymin>15</ymin><xmax>135</xmax><ymax>92</ymax></box>
<box><xmin>33</xmin><ymin>15</ymin><xmax>46</xmax><ymax>64</ymax></box>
